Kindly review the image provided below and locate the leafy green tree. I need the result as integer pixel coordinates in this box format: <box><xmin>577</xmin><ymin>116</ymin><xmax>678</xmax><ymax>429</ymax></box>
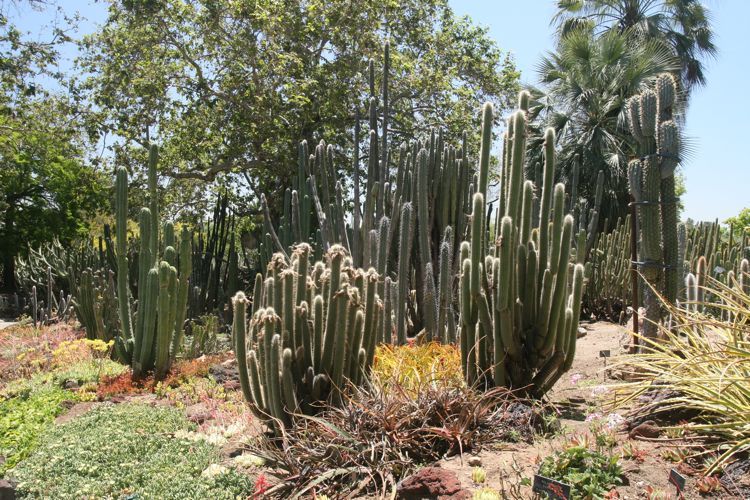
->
<box><xmin>0</xmin><ymin>6</ymin><xmax>107</xmax><ymax>291</ymax></box>
<box><xmin>725</xmin><ymin>208</ymin><xmax>750</xmax><ymax>238</ymax></box>
<box><xmin>78</xmin><ymin>0</ymin><xmax>519</xmax><ymax>214</ymax></box>
<box><xmin>553</xmin><ymin>0</ymin><xmax>716</xmax><ymax>94</ymax></box>
<box><xmin>528</xmin><ymin>26</ymin><xmax>680</xmax><ymax>223</ymax></box>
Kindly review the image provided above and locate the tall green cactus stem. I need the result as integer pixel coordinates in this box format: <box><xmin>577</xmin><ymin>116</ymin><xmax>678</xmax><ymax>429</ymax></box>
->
<box><xmin>233</xmin><ymin>244</ymin><xmax>381</xmax><ymax>434</ymax></box>
<box><xmin>626</xmin><ymin>77</ymin><xmax>684</xmax><ymax>339</ymax></box>
<box><xmin>459</xmin><ymin>98</ymin><xmax>585</xmax><ymax>397</ymax></box>
<box><xmin>114</xmin><ymin>145</ymin><xmax>191</xmax><ymax>380</ymax></box>
<box><xmin>656</xmin><ymin>74</ymin><xmax>679</xmax><ymax>305</ymax></box>
<box><xmin>396</xmin><ymin>203</ymin><xmax>415</xmax><ymax>344</ymax></box>
<box><xmin>170</xmin><ymin>228</ymin><xmax>192</xmax><ymax>358</ymax></box>
<box><xmin>147</xmin><ymin>145</ymin><xmax>159</xmax><ymax>264</ymax></box>
<box><xmin>114</xmin><ymin>167</ymin><xmax>134</xmax><ymax>362</ymax></box>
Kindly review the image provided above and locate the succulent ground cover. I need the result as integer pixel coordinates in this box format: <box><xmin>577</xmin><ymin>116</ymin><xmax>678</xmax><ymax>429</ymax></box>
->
<box><xmin>8</xmin><ymin>403</ymin><xmax>254</xmax><ymax>499</ymax></box>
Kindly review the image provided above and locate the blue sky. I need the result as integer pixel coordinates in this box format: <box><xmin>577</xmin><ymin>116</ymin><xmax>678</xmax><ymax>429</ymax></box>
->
<box><xmin>448</xmin><ymin>0</ymin><xmax>749</xmax><ymax>223</ymax></box>
<box><xmin>13</xmin><ymin>0</ymin><xmax>748</xmax><ymax>222</ymax></box>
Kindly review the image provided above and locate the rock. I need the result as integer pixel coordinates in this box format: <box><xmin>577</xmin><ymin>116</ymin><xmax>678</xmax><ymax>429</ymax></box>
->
<box><xmin>185</xmin><ymin>403</ymin><xmax>212</xmax><ymax>424</ymax></box>
<box><xmin>223</xmin><ymin>380</ymin><xmax>240</xmax><ymax>391</ymax></box>
<box><xmin>209</xmin><ymin>360</ymin><xmax>239</xmax><ymax>386</ymax></box>
<box><xmin>60</xmin><ymin>399</ymin><xmax>77</xmax><ymax>410</ymax></box>
<box><xmin>397</xmin><ymin>467</ymin><xmax>470</xmax><ymax>499</ymax></box>
<box><xmin>63</xmin><ymin>379</ymin><xmax>79</xmax><ymax>390</ymax></box>
<box><xmin>628</xmin><ymin>420</ymin><xmax>660</xmax><ymax>439</ymax></box>
<box><xmin>721</xmin><ymin>457</ymin><xmax>750</xmax><ymax>498</ymax></box>
<box><xmin>628</xmin><ymin>387</ymin><xmax>698</xmax><ymax>427</ymax></box>
<box><xmin>577</xmin><ymin>326</ymin><xmax>587</xmax><ymax>338</ymax></box>
<box><xmin>467</xmin><ymin>456</ymin><xmax>481</xmax><ymax>467</ymax></box>
<box><xmin>0</xmin><ymin>479</ymin><xmax>16</xmax><ymax>500</ymax></box>
<box><xmin>221</xmin><ymin>441</ymin><xmax>246</xmax><ymax>459</ymax></box>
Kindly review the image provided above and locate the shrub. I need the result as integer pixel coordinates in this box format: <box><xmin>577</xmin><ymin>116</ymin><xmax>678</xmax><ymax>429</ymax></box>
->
<box><xmin>371</xmin><ymin>342</ymin><xmax>463</xmax><ymax>394</ymax></box>
<box><xmin>9</xmin><ymin>403</ymin><xmax>254</xmax><ymax>498</ymax></box>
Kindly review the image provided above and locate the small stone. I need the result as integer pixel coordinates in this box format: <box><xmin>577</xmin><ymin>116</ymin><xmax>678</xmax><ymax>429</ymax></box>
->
<box><xmin>63</xmin><ymin>379</ymin><xmax>79</xmax><ymax>390</ymax></box>
<box><xmin>577</xmin><ymin>327</ymin><xmax>587</xmax><ymax>338</ymax></box>
<box><xmin>185</xmin><ymin>403</ymin><xmax>212</xmax><ymax>424</ymax></box>
<box><xmin>223</xmin><ymin>380</ymin><xmax>240</xmax><ymax>391</ymax></box>
<box><xmin>0</xmin><ymin>479</ymin><xmax>16</xmax><ymax>500</ymax></box>
<box><xmin>467</xmin><ymin>456</ymin><xmax>482</xmax><ymax>467</ymax></box>
<box><xmin>629</xmin><ymin>420</ymin><xmax>660</xmax><ymax>439</ymax></box>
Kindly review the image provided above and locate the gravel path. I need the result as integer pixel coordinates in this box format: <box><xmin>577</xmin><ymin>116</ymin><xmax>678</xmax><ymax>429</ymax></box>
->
<box><xmin>0</xmin><ymin>319</ymin><xmax>17</xmax><ymax>330</ymax></box>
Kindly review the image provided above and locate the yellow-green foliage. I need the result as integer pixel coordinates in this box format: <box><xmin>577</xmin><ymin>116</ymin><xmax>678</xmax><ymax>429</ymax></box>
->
<box><xmin>473</xmin><ymin>488</ymin><xmax>501</xmax><ymax>500</ymax></box>
<box><xmin>371</xmin><ymin>342</ymin><xmax>463</xmax><ymax>393</ymax></box>
<box><xmin>616</xmin><ymin>277</ymin><xmax>750</xmax><ymax>473</ymax></box>
<box><xmin>0</xmin><ymin>385</ymin><xmax>75</xmax><ymax>474</ymax></box>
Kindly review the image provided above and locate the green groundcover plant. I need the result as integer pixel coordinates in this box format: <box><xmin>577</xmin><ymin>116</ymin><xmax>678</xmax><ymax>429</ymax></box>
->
<box><xmin>0</xmin><ymin>385</ymin><xmax>74</xmax><ymax>475</ymax></box>
<box><xmin>539</xmin><ymin>444</ymin><xmax>623</xmax><ymax>499</ymax></box>
<box><xmin>9</xmin><ymin>403</ymin><xmax>253</xmax><ymax>498</ymax></box>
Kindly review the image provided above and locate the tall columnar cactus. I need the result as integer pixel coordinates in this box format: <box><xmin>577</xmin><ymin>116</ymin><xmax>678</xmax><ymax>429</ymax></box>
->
<box><xmin>626</xmin><ymin>74</ymin><xmax>682</xmax><ymax>338</ymax></box>
<box><xmin>233</xmin><ymin>244</ymin><xmax>381</xmax><ymax>433</ymax></box>
<box><xmin>459</xmin><ymin>101</ymin><xmax>585</xmax><ymax>396</ymax></box>
<box><xmin>114</xmin><ymin>145</ymin><xmax>192</xmax><ymax>379</ymax></box>
<box><xmin>259</xmin><ymin>43</ymin><xmax>467</xmax><ymax>344</ymax></box>
<box><xmin>582</xmin><ymin>216</ymin><xmax>632</xmax><ymax>322</ymax></box>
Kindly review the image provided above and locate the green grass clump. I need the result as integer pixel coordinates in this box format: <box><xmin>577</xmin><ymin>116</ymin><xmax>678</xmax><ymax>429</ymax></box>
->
<box><xmin>0</xmin><ymin>385</ymin><xmax>75</xmax><ymax>475</ymax></box>
<box><xmin>9</xmin><ymin>403</ymin><xmax>253</xmax><ymax>498</ymax></box>
<box><xmin>539</xmin><ymin>445</ymin><xmax>622</xmax><ymax>499</ymax></box>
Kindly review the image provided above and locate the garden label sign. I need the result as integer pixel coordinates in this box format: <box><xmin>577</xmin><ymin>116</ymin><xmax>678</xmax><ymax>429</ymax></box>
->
<box><xmin>532</xmin><ymin>473</ymin><xmax>571</xmax><ymax>499</ymax></box>
<box><xmin>669</xmin><ymin>468</ymin><xmax>686</xmax><ymax>497</ymax></box>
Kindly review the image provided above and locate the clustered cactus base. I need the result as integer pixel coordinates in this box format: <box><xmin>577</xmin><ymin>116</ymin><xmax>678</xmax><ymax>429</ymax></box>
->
<box><xmin>233</xmin><ymin>244</ymin><xmax>381</xmax><ymax>433</ymax></box>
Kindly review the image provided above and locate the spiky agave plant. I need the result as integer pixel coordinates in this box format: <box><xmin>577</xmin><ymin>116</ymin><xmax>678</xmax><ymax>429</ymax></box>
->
<box><xmin>615</xmin><ymin>274</ymin><xmax>750</xmax><ymax>475</ymax></box>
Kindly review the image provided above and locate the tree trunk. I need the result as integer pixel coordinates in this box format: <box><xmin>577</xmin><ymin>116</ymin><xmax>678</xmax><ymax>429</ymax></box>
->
<box><xmin>1</xmin><ymin>253</ymin><xmax>16</xmax><ymax>292</ymax></box>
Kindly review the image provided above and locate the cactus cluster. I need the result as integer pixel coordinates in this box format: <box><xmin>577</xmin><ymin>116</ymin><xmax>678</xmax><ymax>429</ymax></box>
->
<box><xmin>114</xmin><ymin>145</ymin><xmax>192</xmax><ymax>379</ymax></box>
<box><xmin>233</xmin><ymin>244</ymin><xmax>381</xmax><ymax>431</ymax></box>
<box><xmin>458</xmin><ymin>98</ymin><xmax>584</xmax><ymax>395</ymax></box>
<box><xmin>682</xmin><ymin>220</ymin><xmax>750</xmax><ymax>315</ymax></box>
<box><xmin>582</xmin><ymin>216</ymin><xmax>632</xmax><ymax>322</ymax></box>
<box><xmin>72</xmin><ymin>268</ymin><xmax>120</xmax><ymax>342</ymax></box>
<box><xmin>626</xmin><ymin>73</ymin><xmax>681</xmax><ymax>337</ymax></box>
<box><xmin>260</xmin><ymin>43</ymin><xmax>471</xmax><ymax>343</ymax></box>
<box><xmin>29</xmin><ymin>266</ymin><xmax>72</xmax><ymax>328</ymax></box>
<box><xmin>188</xmin><ymin>193</ymin><xmax>242</xmax><ymax>320</ymax></box>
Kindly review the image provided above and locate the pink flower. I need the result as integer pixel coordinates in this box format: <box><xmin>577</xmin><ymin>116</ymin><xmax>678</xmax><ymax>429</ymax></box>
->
<box><xmin>606</xmin><ymin>413</ymin><xmax>625</xmax><ymax>430</ymax></box>
<box><xmin>591</xmin><ymin>385</ymin><xmax>610</xmax><ymax>397</ymax></box>
<box><xmin>585</xmin><ymin>412</ymin><xmax>603</xmax><ymax>422</ymax></box>
<box><xmin>570</xmin><ymin>373</ymin><xmax>583</xmax><ymax>385</ymax></box>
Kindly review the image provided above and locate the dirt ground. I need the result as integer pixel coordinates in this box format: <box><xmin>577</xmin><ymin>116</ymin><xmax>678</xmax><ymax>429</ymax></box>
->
<box><xmin>438</xmin><ymin>322</ymin><xmax>741</xmax><ymax>499</ymax></box>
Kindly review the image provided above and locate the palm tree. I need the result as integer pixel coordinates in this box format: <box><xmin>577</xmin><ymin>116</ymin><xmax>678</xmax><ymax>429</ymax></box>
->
<box><xmin>553</xmin><ymin>0</ymin><xmax>716</xmax><ymax>94</ymax></box>
<box><xmin>527</xmin><ymin>26</ymin><xmax>680</xmax><ymax>224</ymax></box>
